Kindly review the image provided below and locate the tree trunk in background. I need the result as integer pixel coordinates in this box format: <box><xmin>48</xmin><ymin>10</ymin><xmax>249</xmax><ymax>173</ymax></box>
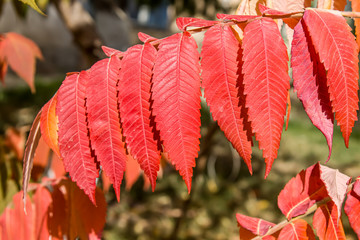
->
<box><xmin>51</xmin><ymin>0</ymin><xmax>105</xmax><ymax>67</ymax></box>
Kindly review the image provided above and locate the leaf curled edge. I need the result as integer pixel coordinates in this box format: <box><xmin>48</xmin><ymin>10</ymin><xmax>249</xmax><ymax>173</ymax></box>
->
<box><xmin>22</xmin><ymin>110</ymin><xmax>42</xmax><ymax>212</ymax></box>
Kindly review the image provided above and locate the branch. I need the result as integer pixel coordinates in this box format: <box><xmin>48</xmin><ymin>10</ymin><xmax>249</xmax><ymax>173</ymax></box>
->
<box><xmin>184</xmin><ymin>9</ymin><xmax>360</xmax><ymax>35</ymax></box>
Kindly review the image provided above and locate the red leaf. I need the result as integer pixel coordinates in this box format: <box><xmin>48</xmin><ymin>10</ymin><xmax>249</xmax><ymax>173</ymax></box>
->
<box><xmin>0</xmin><ymin>32</ymin><xmax>42</xmax><ymax>93</ymax></box>
<box><xmin>201</xmin><ymin>24</ymin><xmax>252</xmax><ymax>172</ymax></box>
<box><xmin>22</xmin><ymin>110</ymin><xmax>42</xmax><ymax>210</ymax></box>
<box><xmin>236</xmin><ymin>213</ymin><xmax>276</xmax><ymax>237</ymax></box>
<box><xmin>242</xmin><ymin>17</ymin><xmax>290</xmax><ymax>177</ymax></box>
<box><xmin>119</xmin><ymin>43</ymin><xmax>161</xmax><ymax>190</ymax></box>
<box><xmin>344</xmin><ymin>179</ymin><xmax>360</xmax><ymax>238</ymax></box>
<box><xmin>87</xmin><ymin>56</ymin><xmax>127</xmax><ymax>202</ymax></box>
<box><xmin>291</xmin><ymin>20</ymin><xmax>334</xmax><ymax>160</ymax></box>
<box><xmin>48</xmin><ymin>179</ymin><xmax>107</xmax><ymax>239</ymax></box>
<box><xmin>278</xmin><ymin>163</ymin><xmax>328</xmax><ymax>220</ymax></box>
<box><xmin>101</xmin><ymin>45</ymin><xmax>122</xmax><ymax>57</ymax></box>
<box><xmin>176</xmin><ymin>17</ymin><xmax>217</xmax><ymax>31</ymax></box>
<box><xmin>151</xmin><ymin>32</ymin><xmax>201</xmax><ymax>192</ymax></box>
<box><xmin>40</xmin><ymin>92</ymin><xmax>61</xmax><ymax>157</ymax></box>
<box><xmin>313</xmin><ymin>201</ymin><xmax>346</xmax><ymax>240</ymax></box>
<box><xmin>57</xmin><ymin>71</ymin><xmax>99</xmax><ymax>204</ymax></box>
<box><xmin>319</xmin><ymin>164</ymin><xmax>351</xmax><ymax>220</ymax></box>
<box><xmin>138</xmin><ymin>32</ymin><xmax>158</xmax><ymax>43</ymax></box>
<box><xmin>278</xmin><ymin>219</ymin><xmax>315</xmax><ymax>240</ymax></box>
<box><xmin>303</xmin><ymin>9</ymin><xmax>359</xmax><ymax>147</ymax></box>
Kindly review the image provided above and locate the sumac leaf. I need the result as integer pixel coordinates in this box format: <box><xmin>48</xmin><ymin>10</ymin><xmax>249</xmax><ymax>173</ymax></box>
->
<box><xmin>48</xmin><ymin>179</ymin><xmax>107</xmax><ymax>239</ymax></box>
<box><xmin>87</xmin><ymin>56</ymin><xmax>127</xmax><ymax>202</ymax></box>
<box><xmin>119</xmin><ymin>43</ymin><xmax>160</xmax><ymax>190</ymax></box>
<box><xmin>40</xmin><ymin>92</ymin><xmax>60</xmax><ymax>157</ymax></box>
<box><xmin>101</xmin><ymin>46</ymin><xmax>122</xmax><ymax>57</ymax></box>
<box><xmin>0</xmin><ymin>187</ymin><xmax>52</xmax><ymax>240</ymax></box>
<box><xmin>278</xmin><ymin>163</ymin><xmax>328</xmax><ymax>220</ymax></box>
<box><xmin>291</xmin><ymin>20</ymin><xmax>334</xmax><ymax>160</ymax></box>
<box><xmin>0</xmin><ymin>32</ymin><xmax>42</xmax><ymax>93</ymax></box>
<box><xmin>152</xmin><ymin>32</ymin><xmax>201</xmax><ymax>192</ymax></box>
<box><xmin>201</xmin><ymin>24</ymin><xmax>252</xmax><ymax>172</ymax></box>
<box><xmin>319</xmin><ymin>164</ymin><xmax>351</xmax><ymax>220</ymax></box>
<box><xmin>242</xmin><ymin>17</ymin><xmax>290</xmax><ymax>177</ymax></box>
<box><xmin>57</xmin><ymin>71</ymin><xmax>98</xmax><ymax>204</ymax></box>
<box><xmin>303</xmin><ymin>9</ymin><xmax>359</xmax><ymax>147</ymax></box>
<box><xmin>236</xmin><ymin>213</ymin><xmax>277</xmax><ymax>239</ymax></box>
<box><xmin>278</xmin><ymin>219</ymin><xmax>315</xmax><ymax>240</ymax></box>
<box><xmin>313</xmin><ymin>201</ymin><xmax>346</xmax><ymax>240</ymax></box>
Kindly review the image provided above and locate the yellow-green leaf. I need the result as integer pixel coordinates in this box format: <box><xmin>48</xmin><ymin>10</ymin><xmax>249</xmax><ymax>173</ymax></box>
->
<box><xmin>17</xmin><ymin>0</ymin><xmax>46</xmax><ymax>16</ymax></box>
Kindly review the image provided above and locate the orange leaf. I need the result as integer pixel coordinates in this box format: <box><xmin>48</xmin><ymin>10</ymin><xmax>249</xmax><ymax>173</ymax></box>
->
<box><xmin>317</xmin><ymin>0</ymin><xmax>347</xmax><ymax>10</ymax></box>
<box><xmin>40</xmin><ymin>92</ymin><xmax>60</xmax><ymax>158</ymax></box>
<box><xmin>344</xmin><ymin>179</ymin><xmax>360</xmax><ymax>238</ymax></box>
<box><xmin>4</xmin><ymin>127</ymin><xmax>25</xmax><ymax>160</ymax></box>
<box><xmin>351</xmin><ymin>0</ymin><xmax>360</xmax><ymax>50</ymax></box>
<box><xmin>313</xmin><ymin>201</ymin><xmax>346</xmax><ymax>240</ymax></box>
<box><xmin>0</xmin><ymin>186</ymin><xmax>52</xmax><ymax>240</ymax></box>
<box><xmin>0</xmin><ymin>32</ymin><xmax>42</xmax><ymax>93</ymax></box>
<box><xmin>48</xmin><ymin>179</ymin><xmax>107</xmax><ymax>239</ymax></box>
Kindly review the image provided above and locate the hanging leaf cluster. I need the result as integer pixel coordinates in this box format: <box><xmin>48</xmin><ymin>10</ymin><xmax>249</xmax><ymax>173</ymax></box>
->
<box><xmin>23</xmin><ymin>5</ymin><xmax>360</xmax><ymax>203</ymax></box>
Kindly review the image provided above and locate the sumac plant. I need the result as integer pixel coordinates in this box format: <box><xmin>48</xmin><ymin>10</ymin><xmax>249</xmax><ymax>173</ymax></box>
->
<box><xmin>17</xmin><ymin>0</ymin><xmax>360</xmax><ymax>239</ymax></box>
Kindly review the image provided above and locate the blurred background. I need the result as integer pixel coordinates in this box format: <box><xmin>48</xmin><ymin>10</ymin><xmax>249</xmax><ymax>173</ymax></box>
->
<box><xmin>0</xmin><ymin>0</ymin><xmax>359</xmax><ymax>239</ymax></box>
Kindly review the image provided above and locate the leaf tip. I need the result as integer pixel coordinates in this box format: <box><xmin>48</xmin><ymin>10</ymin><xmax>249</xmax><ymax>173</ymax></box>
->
<box><xmin>264</xmin><ymin>158</ymin><xmax>274</xmax><ymax>179</ymax></box>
